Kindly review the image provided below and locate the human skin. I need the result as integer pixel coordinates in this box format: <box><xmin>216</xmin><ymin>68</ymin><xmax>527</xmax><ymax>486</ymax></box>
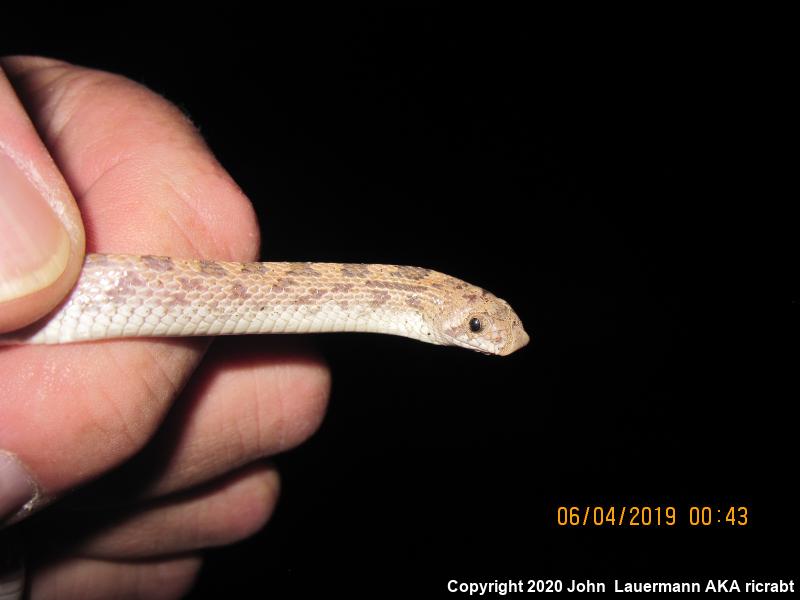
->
<box><xmin>0</xmin><ymin>57</ymin><xmax>330</xmax><ymax>599</ymax></box>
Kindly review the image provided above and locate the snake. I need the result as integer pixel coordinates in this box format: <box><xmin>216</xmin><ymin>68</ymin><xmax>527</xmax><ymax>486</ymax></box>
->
<box><xmin>0</xmin><ymin>254</ymin><xmax>529</xmax><ymax>355</ymax></box>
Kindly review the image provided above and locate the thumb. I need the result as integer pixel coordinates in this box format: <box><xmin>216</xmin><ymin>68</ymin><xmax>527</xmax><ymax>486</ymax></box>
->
<box><xmin>0</xmin><ymin>59</ymin><xmax>85</xmax><ymax>333</ymax></box>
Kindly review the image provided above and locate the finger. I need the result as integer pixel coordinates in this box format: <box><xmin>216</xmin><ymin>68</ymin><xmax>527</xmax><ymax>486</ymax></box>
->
<box><xmin>0</xmin><ymin>57</ymin><xmax>263</xmax><ymax>524</ymax></box>
<box><xmin>54</xmin><ymin>462</ymin><xmax>279</xmax><ymax>560</ymax></box>
<box><xmin>29</xmin><ymin>555</ymin><xmax>201</xmax><ymax>600</ymax></box>
<box><xmin>0</xmin><ymin>62</ymin><xmax>85</xmax><ymax>333</ymax></box>
<box><xmin>0</xmin><ymin>547</ymin><xmax>24</xmax><ymax>600</ymax></box>
<box><xmin>79</xmin><ymin>337</ymin><xmax>330</xmax><ymax>501</ymax></box>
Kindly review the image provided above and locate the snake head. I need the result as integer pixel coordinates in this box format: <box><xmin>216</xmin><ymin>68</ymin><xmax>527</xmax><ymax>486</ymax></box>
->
<box><xmin>435</xmin><ymin>286</ymin><xmax>529</xmax><ymax>356</ymax></box>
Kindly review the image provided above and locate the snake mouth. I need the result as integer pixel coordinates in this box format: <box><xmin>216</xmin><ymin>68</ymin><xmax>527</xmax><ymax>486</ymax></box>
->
<box><xmin>499</xmin><ymin>325</ymin><xmax>529</xmax><ymax>356</ymax></box>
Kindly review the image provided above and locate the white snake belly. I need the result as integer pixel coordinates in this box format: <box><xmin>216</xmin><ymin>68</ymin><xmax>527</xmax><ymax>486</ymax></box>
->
<box><xmin>0</xmin><ymin>254</ymin><xmax>529</xmax><ymax>355</ymax></box>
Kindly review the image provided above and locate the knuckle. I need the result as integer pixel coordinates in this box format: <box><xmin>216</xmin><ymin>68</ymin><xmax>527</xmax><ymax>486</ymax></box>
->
<box><xmin>138</xmin><ymin>557</ymin><xmax>203</xmax><ymax>600</ymax></box>
<box><xmin>265</xmin><ymin>358</ymin><xmax>331</xmax><ymax>454</ymax></box>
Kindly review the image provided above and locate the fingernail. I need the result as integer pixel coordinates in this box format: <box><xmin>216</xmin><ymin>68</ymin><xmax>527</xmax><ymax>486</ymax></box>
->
<box><xmin>0</xmin><ymin>452</ymin><xmax>34</xmax><ymax>522</ymax></box>
<box><xmin>0</xmin><ymin>150</ymin><xmax>70</xmax><ymax>303</ymax></box>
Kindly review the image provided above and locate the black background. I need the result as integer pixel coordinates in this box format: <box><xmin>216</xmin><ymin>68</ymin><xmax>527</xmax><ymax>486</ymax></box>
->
<box><xmin>8</xmin><ymin>9</ymin><xmax>791</xmax><ymax>597</ymax></box>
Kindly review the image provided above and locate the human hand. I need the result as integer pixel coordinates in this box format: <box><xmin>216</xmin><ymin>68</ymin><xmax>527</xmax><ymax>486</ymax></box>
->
<box><xmin>0</xmin><ymin>56</ymin><xmax>330</xmax><ymax>599</ymax></box>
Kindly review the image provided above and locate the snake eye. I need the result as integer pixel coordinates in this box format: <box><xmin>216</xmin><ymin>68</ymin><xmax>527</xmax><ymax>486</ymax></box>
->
<box><xmin>469</xmin><ymin>317</ymin><xmax>483</xmax><ymax>333</ymax></box>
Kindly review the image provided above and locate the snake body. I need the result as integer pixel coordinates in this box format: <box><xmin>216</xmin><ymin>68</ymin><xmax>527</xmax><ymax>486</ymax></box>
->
<box><xmin>0</xmin><ymin>254</ymin><xmax>528</xmax><ymax>355</ymax></box>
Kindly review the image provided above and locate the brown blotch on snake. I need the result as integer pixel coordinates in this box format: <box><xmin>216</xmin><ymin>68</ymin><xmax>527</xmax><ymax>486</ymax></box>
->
<box><xmin>406</xmin><ymin>296</ymin><xmax>422</xmax><ymax>308</ymax></box>
<box><xmin>271</xmin><ymin>278</ymin><xmax>297</xmax><ymax>294</ymax></box>
<box><xmin>364</xmin><ymin>280</ymin><xmax>428</xmax><ymax>293</ymax></box>
<box><xmin>286</xmin><ymin>263</ymin><xmax>323</xmax><ymax>277</ymax></box>
<box><xmin>294</xmin><ymin>288</ymin><xmax>328</xmax><ymax>305</ymax></box>
<box><xmin>369</xmin><ymin>290</ymin><xmax>391</xmax><ymax>307</ymax></box>
<box><xmin>241</xmin><ymin>263</ymin><xmax>269</xmax><ymax>275</ymax></box>
<box><xmin>341</xmin><ymin>264</ymin><xmax>371</xmax><ymax>278</ymax></box>
<box><xmin>330</xmin><ymin>283</ymin><xmax>355</xmax><ymax>294</ymax></box>
<box><xmin>105</xmin><ymin>272</ymin><xmax>148</xmax><ymax>304</ymax></box>
<box><xmin>230</xmin><ymin>282</ymin><xmax>250</xmax><ymax>299</ymax></box>
<box><xmin>199</xmin><ymin>260</ymin><xmax>227</xmax><ymax>277</ymax></box>
<box><xmin>391</xmin><ymin>266</ymin><xmax>430</xmax><ymax>280</ymax></box>
<box><xmin>141</xmin><ymin>255</ymin><xmax>175</xmax><ymax>272</ymax></box>
<box><xmin>178</xmin><ymin>277</ymin><xmax>207</xmax><ymax>292</ymax></box>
